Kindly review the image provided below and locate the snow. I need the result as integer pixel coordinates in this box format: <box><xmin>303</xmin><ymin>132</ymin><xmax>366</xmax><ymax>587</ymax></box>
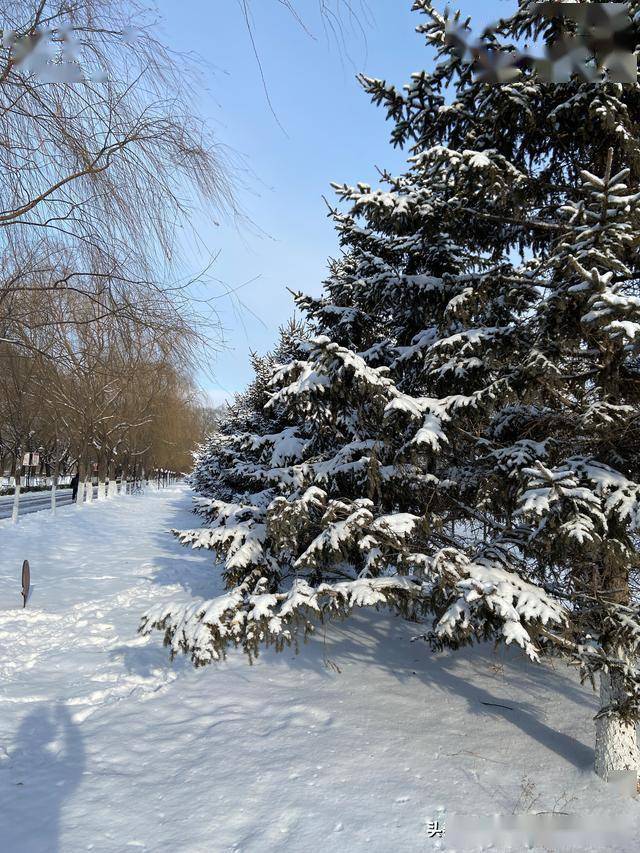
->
<box><xmin>248</xmin><ymin>427</ymin><xmax>309</xmax><ymax>466</ymax></box>
<box><xmin>434</xmin><ymin>557</ymin><xmax>566</xmax><ymax>663</ymax></box>
<box><xmin>295</xmin><ymin>504</ymin><xmax>374</xmax><ymax>566</ymax></box>
<box><xmin>1</xmin><ymin>486</ymin><xmax>639</xmax><ymax>852</ymax></box>
<box><xmin>268</xmin><ymin>359</ymin><xmax>331</xmax><ymax>402</ymax></box>
<box><xmin>369</xmin><ymin>513</ymin><xmax>422</xmax><ymax>537</ymax></box>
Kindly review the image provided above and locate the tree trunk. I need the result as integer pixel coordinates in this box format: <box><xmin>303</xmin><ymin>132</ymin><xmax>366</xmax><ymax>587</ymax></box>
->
<box><xmin>86</xmin><ymin>461</ymin><xmax>94</xmax><ymax>503</ymax></box>
<box><xmin>592</xmin><ymin>554</ymin><xmax>639</xmax><ymax>788</ymax></box>
<box><xmin>97</xmin><ymin>456</ymin><xmax>107</xmax><ymax>500</ymax></box>
<box><xmin>77</xmin><ymin>459</ymin><xmax>87</xmax><ymax>505</ymax></box>
<box><xmin>11</xmin><ymin>451</ymin><xmax>21</xmax><ymax>524</ymax></box>
<box><xmin>594</xmin><ymin>658</ymin><xmax>639</xmax><ymax>787</ymax></box>
<box><xmin>98</xmin><ymin>479</ymin><xmax>105</xmax><ymax>500</ymax></box>
<box><xmin>51</xmin><ymin>456</ymin><xmax>58</xmax><ymax>515</ymax></box>
<box><xmin>106</xmin><ymin>460</ymin><xmax>114</xmax><ymax>498</ymax></box>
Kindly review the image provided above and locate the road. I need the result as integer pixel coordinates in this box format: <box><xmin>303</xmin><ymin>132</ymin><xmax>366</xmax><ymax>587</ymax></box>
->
<box><xmin>0</xmin><ymin>485</ymin><xmax>100</xmax><ymax>521</ymax></box>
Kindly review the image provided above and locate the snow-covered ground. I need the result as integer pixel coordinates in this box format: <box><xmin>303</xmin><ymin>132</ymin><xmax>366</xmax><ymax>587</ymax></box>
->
<box><xmin>0</xmin><ymin>486</ymin><xmax>638</xmax><ymax>852</ymax></box>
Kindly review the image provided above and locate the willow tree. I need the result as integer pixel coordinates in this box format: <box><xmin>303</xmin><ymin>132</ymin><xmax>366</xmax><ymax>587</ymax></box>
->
<box><xmin>0</xmin><ymin>0</ymin><xmax>231</xmax><ymax>360</ymax></box>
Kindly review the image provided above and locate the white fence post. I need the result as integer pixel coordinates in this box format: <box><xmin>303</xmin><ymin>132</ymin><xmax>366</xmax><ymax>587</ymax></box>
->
<box><xmin>11</xmin><ymin>479</ymin><xmax>20</xmax><ymax>524</ymax></box>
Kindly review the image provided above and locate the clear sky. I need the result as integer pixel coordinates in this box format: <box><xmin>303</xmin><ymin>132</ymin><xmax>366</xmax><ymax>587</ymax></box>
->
<box><xmin>154</xmin><ymin>1</ymin><xmax>511</xmax><ymax>404</ymax></box>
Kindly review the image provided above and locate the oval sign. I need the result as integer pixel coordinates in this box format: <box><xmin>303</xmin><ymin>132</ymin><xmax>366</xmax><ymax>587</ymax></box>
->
<box><xmin>21</xmin><ymin>559</ymin><xmax>30</xmax><ymax>608</ymax></box>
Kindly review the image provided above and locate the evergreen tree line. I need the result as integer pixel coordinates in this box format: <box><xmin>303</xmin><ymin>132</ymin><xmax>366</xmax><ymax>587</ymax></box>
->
<box><xmin>143</xmin><ymin>1</ymin><xmax>640</xmax><ymax>783</ymax></box>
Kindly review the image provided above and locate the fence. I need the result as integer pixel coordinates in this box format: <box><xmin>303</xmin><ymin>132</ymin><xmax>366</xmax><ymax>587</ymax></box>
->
<box><xmin>0</xmin><ymin>475</ymin><xmax>72</xmax><ymax>490</ymax></box>
<box><xmin>0</xmin><ymin>474</ymin><xmax>180</xmax><ymax>523</ymax></box>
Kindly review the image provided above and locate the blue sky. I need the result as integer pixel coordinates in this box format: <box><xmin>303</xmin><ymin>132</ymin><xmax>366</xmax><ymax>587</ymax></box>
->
<box><xmin>155</xmin><ymin>1</ymin><xmax>511</xmax><ymax>403</ymax></box>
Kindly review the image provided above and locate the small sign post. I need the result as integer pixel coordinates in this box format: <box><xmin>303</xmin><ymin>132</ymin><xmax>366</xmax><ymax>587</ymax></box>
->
<box><xmin>21</xmin><ymin>559</ymin><xmax>30</xmax><ymax>608</ymax></box>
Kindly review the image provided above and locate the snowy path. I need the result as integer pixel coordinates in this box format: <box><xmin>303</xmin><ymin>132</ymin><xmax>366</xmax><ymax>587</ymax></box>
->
<box><xmin>0</xmin><ymin>486</ymin><xmax>638</xmax><ymax>852</ymax></box>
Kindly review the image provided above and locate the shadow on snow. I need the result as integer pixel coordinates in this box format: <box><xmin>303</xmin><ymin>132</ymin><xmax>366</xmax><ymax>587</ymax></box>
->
<box><xmin>1</xmin><ymin>704</ymin><xmax>85</xmax><ymax>853</ymax></box>
<box><xmin>145</xmin><ymin>490</ymin><xmax>597</xmax><ymax>774</ymax></box>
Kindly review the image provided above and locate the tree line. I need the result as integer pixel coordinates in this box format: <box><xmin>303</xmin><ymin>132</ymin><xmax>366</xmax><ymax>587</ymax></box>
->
<box><xmin>0</xmin><ymin>0</ymin><xmax>229</xmax><ymax>494</ymax></box>
<box><xmin>0</xmin><ymin>323</ymin><xmax>217</xmax><ymax>493</ymax></box>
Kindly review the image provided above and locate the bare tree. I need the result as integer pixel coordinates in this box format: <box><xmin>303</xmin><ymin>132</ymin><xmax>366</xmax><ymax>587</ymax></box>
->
<box><xmin>1</xmin><ymin>1</ymin><xmax>361</xmax><ymax>497</ymax></box>
<box><xmin>0</xmin><ymin>0</ymin><xmax>233</xmax><ymax>353</ymax></box>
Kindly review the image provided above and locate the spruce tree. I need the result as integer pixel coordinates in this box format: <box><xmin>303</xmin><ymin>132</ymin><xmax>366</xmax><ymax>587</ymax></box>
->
<box><xmin>142</xmin><ymin>1</ymin><xmax>640</xmax><ymax>784</ymax></box>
